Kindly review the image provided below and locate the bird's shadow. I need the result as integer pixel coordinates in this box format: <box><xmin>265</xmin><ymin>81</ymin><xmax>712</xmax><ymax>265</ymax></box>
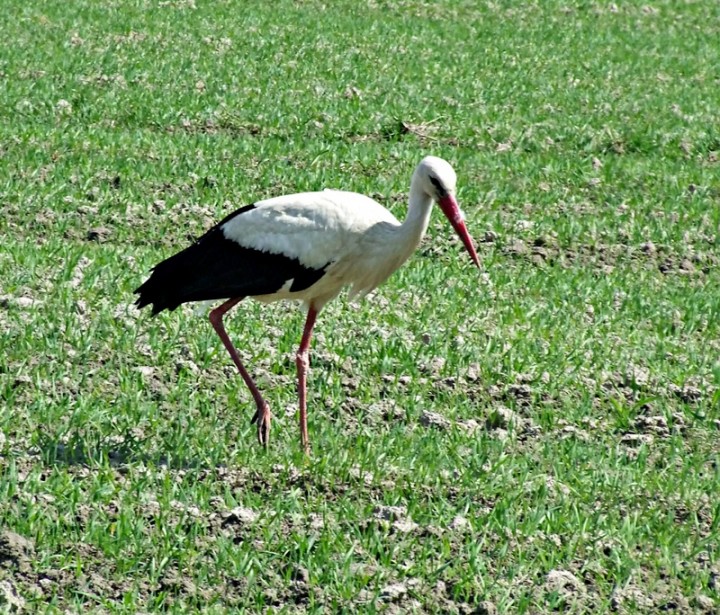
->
<box><xmin>33</xmin><ymin>427</ymin><xmax>207</xmax><ymax>470</ymax></box>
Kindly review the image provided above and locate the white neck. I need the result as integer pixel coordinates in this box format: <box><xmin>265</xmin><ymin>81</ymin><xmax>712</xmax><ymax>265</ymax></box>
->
<box><xmin>396</xmin><ymin>178</ymin><xmax>433</xmax><ymax>257</ymax></box>
<box><xmin>347</xmin><ymin>176</ymin><xmax>434</xmax><ymax>298</ymax></box>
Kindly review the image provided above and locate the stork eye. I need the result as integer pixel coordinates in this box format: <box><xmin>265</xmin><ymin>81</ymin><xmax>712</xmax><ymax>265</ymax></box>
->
<box><xmin>429</xmin><ymin>176</ymin><xmax>447</xmax><ymax>196</ymax></box>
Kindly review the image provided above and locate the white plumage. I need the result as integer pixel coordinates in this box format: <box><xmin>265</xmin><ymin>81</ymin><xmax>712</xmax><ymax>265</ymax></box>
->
<box><xmin>222</xmin><ymin>190</ymin><xmax>400</xmax><ymax>304</ymax></box>
<box><xmin>136</xmin><ymin>156</ymin><xmax>479</xmax><ymax>452</ymax></box>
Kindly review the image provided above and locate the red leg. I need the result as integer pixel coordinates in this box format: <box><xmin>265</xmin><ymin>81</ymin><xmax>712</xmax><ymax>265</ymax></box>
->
<box><xmin>296</xmin><ymin>306</ymin><xmax>319</xmax><ymax>453</ymax></box>
<box><xmin>209</xmin><ymin>298</ymin><xmax>271</xmax><ymax>446</ymax></box>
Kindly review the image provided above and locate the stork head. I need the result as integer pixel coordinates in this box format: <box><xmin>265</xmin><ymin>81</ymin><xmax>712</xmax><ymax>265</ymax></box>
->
<box><xmin>415</xmin><ymin>156</ymin><xmax>480</xmax><ymax>268</ymax></box>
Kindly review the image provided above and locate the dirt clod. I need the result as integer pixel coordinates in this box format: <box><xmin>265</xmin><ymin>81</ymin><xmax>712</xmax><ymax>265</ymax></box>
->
<box><xmin>0</xmin><ymin>580</ymin><xmax>25</xmax><ymax>612</ymax></box>
<box><xmin>546</xmin><ymin>569</ymin><xmax>585</xmax><ymax>596</ymax></box>
<box><xmin>640</xmin><ymin>241</ymin><xmax>656</xmax><ymax>254</ymax></box>
<box><xmin>693</xmin><ymin>594</ymin><xmax>715</xmax><ymax>612</ymax></box>
<box><xmin>380</xmin><ymin>582</ymin><xmax>408</xmax><ymax>602</ymax></box>
<box><xmin>372</xmin><ymin>505</ymin><xmax>418</xmax><ymax>533</ymax></box>
<box><xmin>0</xmin><ymin>530</ymin><xmax>34</xmax><ymax>572</ymax></box>
<box><xmin>450</xmin><ymin>515</ymin><xmax>470</xmax><ymax>531</ymax></box>
<box><xmin>0</xmin><ymin>295</ymin><xmax>42</xmax><ymax>310</ymax></box>
<box><xmin>291</xmin><ymin>565</ymin><xmax>310</xmax><ymax>584</ymax></box>
<box><xmin>392</xmin><ymin>518</ymin><xmax>419</xmax><ymax>533</ymax></box>
<box><xmin>507</xmin><ymin>239</ymin><xmax>528</xmax><ymax>255</ymax></box>
<box><xmin>86</xmin><ymin>227</ymin><xmax>112</xmax><ymax>242</ymax></box>
<box><xmin>620</xmin><ymin>433</ymin><xmax>654</xmax><ymax>447</ymax></box>
<box><xmin>472</xmin><ymin>600</ymin><xmax>498</xmax><ymax>615</ymax></box>
<box><xmin>221</xmin><ymin>507</ymin><xmax>259</xmax><ymax>527</ymax></box>
<box><xmin>420</xmin><ymin>410</ymin><xmax>451</xmax><ymax>430</ymax></box>
<box><xmin>486</xmin><ymin>406</ymin><xmax>516</xmax><ymax>430</ymax></box>
<box><xmin>611</xmin><ymin>584</ymin><xmax>654</xmax><ymax>611</ymax></box>
<box><xmin>373</xmin><ymin>505</ymin><xmax>407</xmax><ymax>521</ymax></box>
<box><xmin>669</xmin><ymin>383</ymin><xmax>703</xmax><ymax>403</ymax></box>
<box><xmin>633</xmin><ymin>414</ymin><xmax>669</xmax><ymax>436</ymax></box>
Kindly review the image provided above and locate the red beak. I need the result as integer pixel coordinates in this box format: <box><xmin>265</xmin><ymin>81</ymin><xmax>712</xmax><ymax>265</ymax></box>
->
<box><xmin>439</xmin><ymin>195</ymin><xmax>480</xmax><ymax>268</ymax></box>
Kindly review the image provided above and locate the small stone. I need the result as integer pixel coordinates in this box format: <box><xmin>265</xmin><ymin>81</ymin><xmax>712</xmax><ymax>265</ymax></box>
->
<box><xmin>175</xmin><ymin>358</ymin><xmax>199</xmax><ymax>374</ymax></box>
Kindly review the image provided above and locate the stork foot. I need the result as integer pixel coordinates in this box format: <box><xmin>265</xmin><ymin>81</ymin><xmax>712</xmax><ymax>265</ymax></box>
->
<box><xmin>250</xmin><ymin>402</ymin><xmax>272</xmax><ymax>447</ymax></box>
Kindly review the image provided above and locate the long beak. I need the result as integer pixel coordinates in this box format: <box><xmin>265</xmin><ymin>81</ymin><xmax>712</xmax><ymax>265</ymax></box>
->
<box><xmin>439</xmin><ymin>195</ymin><xmax>480</xmax><ymax>268</ymax></box>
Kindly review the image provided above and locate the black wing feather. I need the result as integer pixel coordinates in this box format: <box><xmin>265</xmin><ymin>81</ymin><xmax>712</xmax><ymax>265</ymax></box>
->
<box><xmin>134</xmin><ymin>204</ymin><xmax>328</xmax><ymax>315</ymax></box>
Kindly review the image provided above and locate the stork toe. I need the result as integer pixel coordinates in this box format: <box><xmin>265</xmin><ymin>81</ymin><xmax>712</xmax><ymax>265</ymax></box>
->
<box><xmin>251</xmin><ymin>403</ymin><xmax>272</xmax><ymax>446</ymax></box>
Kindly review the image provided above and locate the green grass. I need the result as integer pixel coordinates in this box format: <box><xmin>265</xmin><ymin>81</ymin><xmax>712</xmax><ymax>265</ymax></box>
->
<box><xmin>1</xmin><ymin>0</ymin><xmax>719</xmax><ymax>612</ymax></box>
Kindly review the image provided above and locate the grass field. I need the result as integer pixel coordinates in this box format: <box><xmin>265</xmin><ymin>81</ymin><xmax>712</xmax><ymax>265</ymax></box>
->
<box><xmin>1</xmin><ymin>0</ymin><xmax>720</xmax><ymax>612</ymax></box>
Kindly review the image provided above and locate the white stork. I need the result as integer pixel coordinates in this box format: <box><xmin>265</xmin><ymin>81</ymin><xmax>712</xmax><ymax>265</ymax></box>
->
<box><xmin>135</xmin><ymin>156</ymin><xmax>479</xmax><ymax>452</ymax></box>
